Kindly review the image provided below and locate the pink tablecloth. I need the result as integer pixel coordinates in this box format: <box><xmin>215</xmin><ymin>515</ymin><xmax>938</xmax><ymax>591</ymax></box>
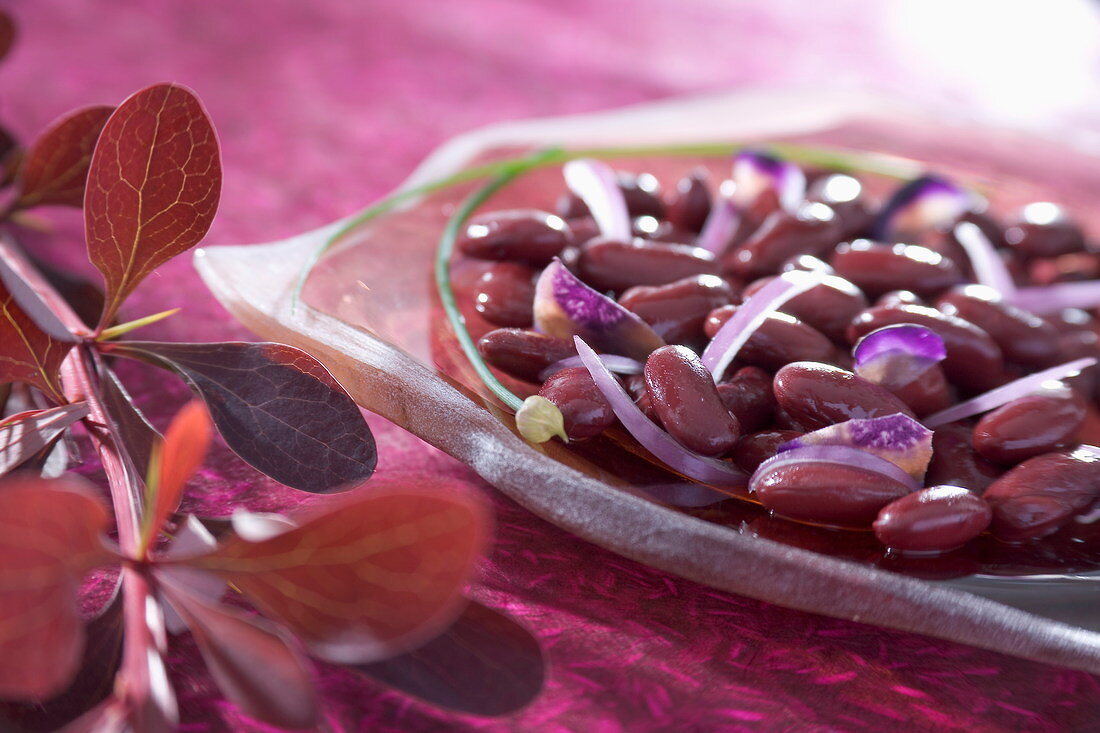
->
<box><xmin>4</xmin><ymin>1</ymin><xmax>1100</xmax><ymax>729</ymax></box>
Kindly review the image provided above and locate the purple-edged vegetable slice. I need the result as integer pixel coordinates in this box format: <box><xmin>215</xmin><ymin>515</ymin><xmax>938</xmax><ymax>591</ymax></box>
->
<box><xmin>701</xmin><ymin>269</ymin><xmax>826</xmax><ymax>380</ymax></box>
<box><xmin>778</xmin><ymin>413</ymin><xmax>933</xmax><ymax>482</ymax></box>
<box><xmin>730</xmin><ymin>150</ymin><xmax>806</xmax><ymax>213</ymax></box>
<box><xmin>696</xmin><ymin>190</ymin><xmax>739</xmax><ymax>255</ymax></box>
<box><xmin>873</xmin><ymin>175</ymin><xmax>976</xmax><ymax>240</ymax></box>
<box><xmin>853</xmin><ymin>324</ymin><xmax>946</xmax><ymax>388</ymax></box>
<box><xmin>539</xmin><ymin>353</ymin><xmax>643</xmax><ymax>382</ymax></box>
<box><xmin>1009</xmin><ymin>281</ymin><xmax>1100</xmax><ymax>314</ymax></box>
<box><xmin>953</xmin><ymin>220</ymin><xmax>1017</xmax><ymax>296</ymax></box>
<box><xmin>923</xmin><ymin>356</ymin><xmax>1098</xmax><ymax>428</ymax></box>
<box><xmin>563</xmin><ymin>159</ymin><xmax>632</xmax><ymax>242</ymax></box>
<box><xmin>750</xmin><ymin>445</ymin><xmax>920</xmax><ymax>493</ymax></box>
<box><xmin>533</xmin><ymin>258</ymin><xmax>664</xmax><ymax>361</ymax></box>
<box><xmin>574</xmin><ymin>336</ymin><xmax>748</xmax><ymax>488</ymax></box>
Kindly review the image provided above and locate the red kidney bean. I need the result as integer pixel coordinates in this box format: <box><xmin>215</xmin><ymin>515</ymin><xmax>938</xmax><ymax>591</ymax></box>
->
<box><xmin>743</xmin><ymin>274</ymin><xmax>868</xmax><ymax>344</ymax></box>
<box><xmin>972</xmin><ymin>387</ymin><xmax>1087</xmax><ymax>464</ymax></box>
<box><xmin>806</xmin><ymin>173</ymin><xmax>874</xmax><ymax>240</ymax></box>
<box><xmin>538</xmin><ymin>367</ymin><xmax>616</xmax><ymax>440</ymax></box>
<box><xmin>717</xmin><ymin>366</ymin><xmax>776</xmax><ymax>433</ymax></box>
<box><xmin>625</xmin><ymin>374</ymin><xmax>660</xmax><ymax>422</ymax></box>
<box><xmin>876</xmin><ymin>290</ymin><xmax>925</xmax><ymax>308</ymax></box>
<box><xmin>636</xmin><ymin>219</ymin><xmax>696</xmax><ymax>244</ymax></box>
<box><xmin>925</xmin><ymin>423</ymin><xmax>1002</xmax><ymax>494</ymax></box>
<box><xmin>753</xmin><ymin>460</ymin><xmax>914</xmax><ymax>527</ymax></box>
<box><xmin>458</xmin><ymin>209</ymin><xmax>570</xmax><ymax>266</ymax></box>
<box><xmin>773</xmin><ymin>406</ymin><xmax>809</xmax><ymax>432</ymax></box>
<box><xmin>830</xmin><ymin>240</ymin><xmax>963</xmax><ymax>298</ymax></box>
<box><xmin>557</xmin><ymin>172</ymin><xmax>665</xmax><ymax>220</ymax></box>
<box><xmin>847</xmin><ymin>304</ymin><xmax>1006</xmax><ymax>392</ymax></box>
<box><xmin>705</xmin><ymin>305</ymin><xmax>837</xmax><ymax>371</ymax></box>
<box><xmin>781</xmin><ymin>254</ymin><xmax>835</xmax><ymax>274</ymax></box>
<box><xmin>477</xmin><ymin>328</ymin><xmax>575</xmax><ymax>382</ymax></box>
<box><xmin>914</xmin><ymin>211</ymin><xmax>1006</xmax><ymax>274</ymax></box>
<box><xmin>983</xmin><ymin>448</ymin><xmax>1100</xmax><ymax>541</ymax></box>
<box><xmin>1004</xmin><ymin>203</ymin><xmax>1086</xmax><ymax>258</ymax></box>
<box><xmin>732</xmin><ymin>429</ymin><xmax>802</xmax><ymax>473</ymax></box>
<box><xmin>666</xmin><ymin>168</ymin><xmax>712</xmax><ymax>233</ymax></box>
<box><xmin>936</xmin><ymin>284</ymin><xmax>1063</xmax><ymax>368</ymax></box>
<box><xmin>773</xmin><ymin>361</ymin><xmax>916</xmax><ymax>430</ymax></box>
<box><xmin>889</xmin><ymin>364</ymin><xmax>953</xmax><ymax>418</ymax></box>
<box><xmin>577</xmin><ymin>237</ymin><xmax>719</xmax><ymax>292</ymax></box>
<box><xmin>1056</xmin><ymin>328</ymin><xmax>1100</xmax><ymax>399</ymax></box>
<box><xmin>565</xmin><ymin>217</ymin><xmax>601</xmax><ymax>247</ymax></box>
<box><xmin>1028</xmin><ymin>252</ymin><xmax>1100</xmax><ymax>285</ymax></box>
<box><xmin>644</xmin><ymin>345</ymin><xmax>741</xmax><ymax>456</ymax></box>
<box><xmin>873</xmin><ymin>486</ymin><xmax>992</xmax><ymax>553</ymax></box>
<box><xmin>723</xmin><ymin>203</ymin><xmax>839</xmax><ymax>280</ymax></box>
<box><xmin>619</xmin><ymin>275</ymin><xmax>735</xmax><ymax>346</ymax></box>
<box><xmin>473</xmin><ymin>262</ymin><xmax>536</xmax><ymax>327</ymax></box>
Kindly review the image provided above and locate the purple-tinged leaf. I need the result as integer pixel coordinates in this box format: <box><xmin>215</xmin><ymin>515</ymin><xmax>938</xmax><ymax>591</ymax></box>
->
<box><xmin>0</xmin><ymin>240</ymin><xmax>78</xmax><ymax>342</ymax></box>
<box><xmin>99</xmin><ymin>366</ymin><xmax>160</xmax><ymax>479</ymax></box>
<box><xmin>731</xmin><ymin>150</ymin><xmax>806</xmax><ymax>212</ymax></box>
<box><xmin>157</xmin><ymin>574</ymin><xmax>319</xmax><ymax>730</ymax></box>
<box><xmin>701</xmin><ymin>269</ymin><xmax>825</xmax><ymax>380</ymax></box>
<box><xmin>953</xmin><ymin>220</ymin><xmax>1016</xmax><ymax>296</ymax></box>
<box><xmin>779</xmin><ymin>414</ymin><xmax>933</xmax><ymax>482</ymax></box>
<box><xmin>1009</xmin><ymin>280</ymin><xmax>1100</xmax><ymax>314</ymax></box>
<box><xmin>923</xmin><ymin>356</ymin><xmax>1098</xmax><ymax>428</ymax></box>
<box><xmin>0</xmin><ymin>582</ymin><xmax>123</xmax><ymax>732</ymax></box>
<box><xmin>533</xmin><ymin>258</ymin><xmax>664</xmax><ymax>361</ymax></box>
<box><xmin>0</xmin><ymin>402</ymin><xmax>87</xmax><ymax>477</ymax></box>
<box><xmin>23</xmin><ymin>252</ymin><xmax>106</xmax><ymax>334</ymax></box>
<box><xmin>158</xmin><ymin>518</ymin><xmax>225</xmax><ymax>635</ymax></box>
<box><xmin>751</xmin><ymin>444</ymin><xmax>921</xmax><ymax>493</ymax></box>
<box><xmin>563</xmin><ymin>159</ymin><xmax>631</xmax><ymax>241</ymax></box>
<box><xmin>105</xmin><ymin>341</ymin><xmax>376</xmax><ymax>493</ymax></box>
<box><xmin>853</xmin><ymin>324</ymin><xmax>946</xmax><ymax>388</ymax></box>
<box><xmin>873</xmin><ymin>175</ymin><xmax>975</xmax><ymax>240</ymax></box>
<box><xmin>14</xmin><ymin>106</ymin><xmax>113</xmax><ymax>210</ymax></box>
<box><xmin>0</xmin><ymin>273</ymin><xmax>74</xmax><ymax>402</ymax></box>
<box><xmin>574</xmin><ymin>337</ymin><xmax>748</xmax><ymax>488</ymax></box>
<box><xmin>354</xmin><ymin>600</ymin><xmax>545</xmax><ymax>716</ymax></box>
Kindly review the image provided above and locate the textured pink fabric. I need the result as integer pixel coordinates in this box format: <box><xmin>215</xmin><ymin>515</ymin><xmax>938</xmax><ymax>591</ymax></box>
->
<box><xmin>4</xmin><ymin>1</ymin><xmax>1100</xmax><ymax>729</ymax></box>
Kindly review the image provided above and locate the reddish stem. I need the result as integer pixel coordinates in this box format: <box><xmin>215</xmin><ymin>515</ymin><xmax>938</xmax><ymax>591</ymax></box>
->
<box><xmin>0</xmin><ymin>234</ymin><xmax>89</xmax><ymax>335</ymax></box>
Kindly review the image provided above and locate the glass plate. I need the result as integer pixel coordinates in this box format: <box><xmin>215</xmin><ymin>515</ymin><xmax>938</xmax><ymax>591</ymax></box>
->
<box><xmin>195</xmin><ymin>90</ymin><xmax>1100</xmax><ymax>674</ymax></box>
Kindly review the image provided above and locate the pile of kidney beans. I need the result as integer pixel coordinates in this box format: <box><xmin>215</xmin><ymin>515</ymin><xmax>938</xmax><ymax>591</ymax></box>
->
<box><xmin>457</xmin><ymin>164</ymin><xmax>1100</xmax><ymax>555</ymax></box>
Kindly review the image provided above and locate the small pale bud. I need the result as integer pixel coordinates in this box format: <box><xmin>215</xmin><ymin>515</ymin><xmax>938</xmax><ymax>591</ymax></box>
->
<box><xmin>515</xmin><ymin>395</ymin><xmax>568</xmax><ymax>444</ymax></box>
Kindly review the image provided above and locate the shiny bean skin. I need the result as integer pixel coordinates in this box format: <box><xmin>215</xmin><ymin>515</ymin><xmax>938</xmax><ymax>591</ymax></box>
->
<box><xmin>885</xmin><ymin>364</ymin><xmax>953</xmax><ymax>418</ymax></box>
<box><xmin>1004</xmin><ymin>203</ymin><xmax>1086</xmax><ymax>258</ymax></box>
<box><xmin>830</xmin><ymin>240</ymin><xmax>963</xmax><ymax>299</ymax></box>
<box><xmin>473</xmin><ymin>262</ymin><xmax>536</xmax><ymax>327</ymax></box>
<box><xmin>876</xmin><ymin>290</ymin><xmax>925</xmax><ymax>308</ymax></box>
<box><xmin>665</xmin><ymin>169</ymin><xmax>712</xmax><ymax>233</ymax></box>
<box><xmin>732</xmin><ymin>430</ymin><xmax>802</xmax><ymax>473</ymax></box>
<box><xmin>644</xmin><ymin>345</ymin><xmax>741</xmax><ymax>456</ymax></box>
<box><xmin>773</xmin><ymin>361</ymin><xmax>916</xmax><ymax>431</ymax></box>
<box><xmin>723</xmin><ymin>203</ymin><xmax>839</xmax><ymax>280</ymax></box>
<box><xmin>538</xmin><ymin>367</ymin><xmax>616</xmax><ymax>440</ymax></box>
<box><xmin>743</xmin><ymin>274</ymin><xmax>868</xmax><ymax>344</ymax></box>
<box><xmin>925</xmin><ymin>423</ymin><xmax>1002</xmax><ymax>494</ymax></box>
<box><xmin>873</xmin><ymin>486</ymin><xmax>992</xmax><ymax>553</ymax></box>
<box><xmin>806</xmin><ymin>173</ymin><xmax>874</xmax><ymax>240</ymax></box>
<box><xmin>972</xmin><ymin>388</ymin><xmax>1087</xmax><ymax>464</ymax></box>
<box><xmin>1028</xmin><ymin>252</ymin><xmax>1100</xmax><ymax>285</ymax></box>
<box><xmin>848</xmin><ymin>304</ymin><xmax>1006</xmax><ymax>392</ymax></box>
<box><xmin>458</xmin><ymin>209</ymin><xmax>570</xmax><ymax>266</ymax></box>
<box><xmin>557</xmin><ymin>172</ymin><xmax>665</xmax><ymax>220</ymax></box>
<box><xmin>717</xmin><ymin>366</ymin><xmax>776</xmax><ymax>432</ymax></box>
<box><xmin>477</xmin><ymin>328</ymin><xmax>575</xmax><ymax>382</ymax></box>
<box><xmin>565</xmin><ymin>217</ymin><xmax>601</xmax><ymax>247</ymax></box>
<box><xmin>705</xmin><ymin>306</ymin><xmax>837</xmax><ymax>371</ymax></box>
<box><xmin>619</xmin><ymin>275</ymin><xmax>736</xmax><ymax>346</ymax></box>
<box><xmin>577</xmin><ymin>237</ymin><xmax>720</xmax><ymax>292</ymax></box>
<box><xmin>936</xmin><ymin>284</ymin><xmax>1063</xmax><ymax>368</ymax></box>
<box><xmin>753</xmin><ymin>461</ymin><xmax>913</xmax><ymax>527</ymax></box>
<box><xmin>983</xmin><ymin>449</ymin><xmax>1100</xmax><ymax>541</ymax></box>
<box><xmin>913</xmin><ymin>211</ymin><xmax>1006</xmax><ymax>273</ymax></box>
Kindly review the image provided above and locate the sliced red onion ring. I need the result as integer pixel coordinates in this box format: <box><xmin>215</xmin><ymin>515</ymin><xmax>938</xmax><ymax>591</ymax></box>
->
<box><xmin>563</xmin><ymin>158</ymin><xmax>631</xmax><ymax>242</ymax></box>
<box><xmin>574</xmin><ymin>336</ymin><xmax>748</xmax><ymax>488</ymax></box>
<box><xmin>853</xmin><ymin>324</ymin><xmax>946</xmax><ymax>387</ymax></box>
<box><xmin>534</xmin><ymin>258</ymin><xmax>664</xmax><ymax>361</ymax></box>
<box><xmin>953</xmin><ymin>221</ymin><xmax>1016</xmax><ymax>296</ymax></box>
<box><xmin>872</xmin><ymin>175</ymin><xmax>976</xmax><ymax>240</ymax></box>
<box><xmin>696</xmin><ymin>192</ymin><xmax>739</xmax><ymax>255</ymax></box>
<box><xmin>731</xmin><ymin>150</ymin><xmax>806</xmax><ymax>213</ymax></box>
<box><xmin>539</xmin><ymin>353</ymin><xmax>643</xmax><ymax>382</ymax></box>
<box><xmin>922</xmin><ymin>356</ymin><xmax>1098</xmax><ymax>428</ymax></box>
<box><xmin>1009</xmin><ymin>281</ymin><xmax>1100</xmax><ymax>314</ymax></box>
<box><xmin>700</xmin><ymin>269</ymin><xmax>826</xmax><ymax>380</ymax></box>
<box><xmin>778</xmin><ymin>414</ymin><xmax>933</xmax><ymax>482</ymax></box>
<box><xmin>751</xmin><ymin>445</ymin><xmax>920</xmax><ymax>492</ymax></box>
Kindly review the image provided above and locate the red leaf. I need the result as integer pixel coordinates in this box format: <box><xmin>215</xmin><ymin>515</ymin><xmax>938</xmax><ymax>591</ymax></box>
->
<box><xmin>0</xmin><ymin>476</ymin><xmax>112</xmax><ymax>700</ymax></box>
<box><xmin>99</xmin><ymin>366</ymin><xmax>160</xmax><ymax>478</ymax></box>
<box><xmin>146</xmin><ymin>400</ymin><xmax>211</xmax><ymax>542</ymax></box>
<box><xmin>184</xmin><ymin>476</ymin><xmax>489</xmax><ymax>664</ymax></box>
<box><xmin>85</xmin><ymin>83</ymin><xmax>221</xmax><ymax>326</ymax></box>
<box><xmin>14</xmin><ymin>106</ymin><xmax>113</xmax><ymax>210</ymax></box>
<box><xmin>0</xmin><ymin>402</ymin><xmax>88</xmax><ymax>477</ymax></box>
<box><xmin>0</xmin><ymin>276</ymin><xmax>73</xmax><ymax>401</ymax></box>
<box><xmin>157</xmin><ymin>571</ymin><xmax>318</xmax><ymax>729</ymax></box>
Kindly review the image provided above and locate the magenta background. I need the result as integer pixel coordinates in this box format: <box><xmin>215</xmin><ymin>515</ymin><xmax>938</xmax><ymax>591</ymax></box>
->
<box><xmin>4</xmin><ymin>1</ymin><xmax>1100</xmax><ymax>730</ymax></box>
